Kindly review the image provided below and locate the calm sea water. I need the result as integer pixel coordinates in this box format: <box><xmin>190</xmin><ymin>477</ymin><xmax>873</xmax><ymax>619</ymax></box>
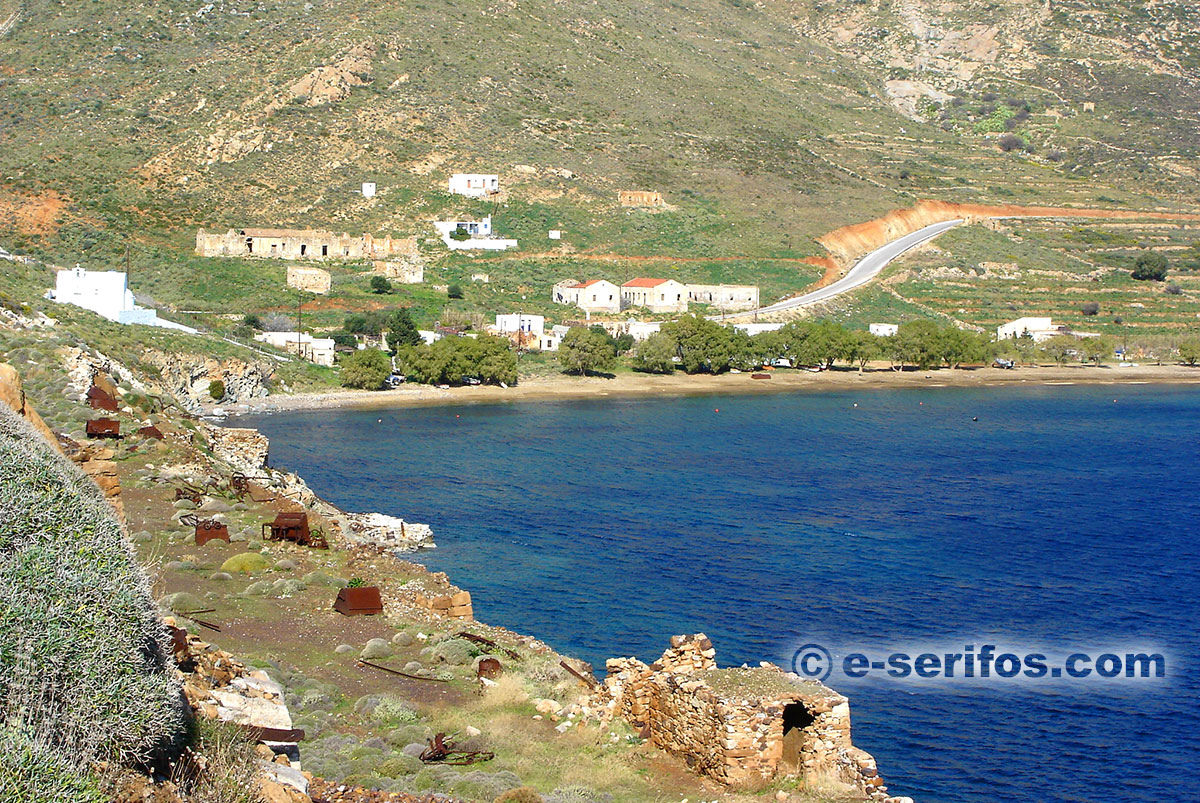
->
<box><xmin>241</xmin><ymin>384</ymin><xmax>1200</xmax><ymax>803</ymax></box>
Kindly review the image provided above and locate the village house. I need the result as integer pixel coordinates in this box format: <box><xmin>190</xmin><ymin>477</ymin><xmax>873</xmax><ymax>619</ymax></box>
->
<box><xmin>448</xmin><ymin>173</ymin><xmax>500</xmax><ymax>197</ymax></box>
<box><xmin>432</xmin><ymin>216</ymin><xmax>518</xmax><ymax>251</ymax></box>
<box><xmin>685</xmin><ymin>283</ymin><xmax>760</xmax><ymax>312</ymax></box>
<box><xmin>195</xmin><ymin>228</ymin><xmax>416</xmax><ymax>261</ymax></box>
<box><xmin>619</xmin><ymin>190</ymin><xmax>666</xmax><ymax>207</ymax></box>
<box><xmin>493</xmin><ymin>314</ymin><xmax>568</xmax><ymax>351</ymax></box>
<box><xmin>253</xmin><ymin>331</ymin><xmax>336</xmax><ymax>367</ymax></box>
<box><xmin>869</xmin><ymin>323</ymin><xmax>899</xmax><ymax>337</ymax></box>
<box><xmin>621</xmin><ymin>278</ymin><xmax>688</xmax><ymax>314</ymax></box>
<box><xmin>602</xmin><ymin>319</ymin><xmax>662</xmax><ymax>342</ymax></box>
<box><xmin>47</xmin><ymin>267</ymin><xmax>196</xmax><ymax>333</ymax></box>
<box><xmin>553</xmin><ymin>279</ymin><xmax>622</xmax><ymax>315</ymax></box>
<box><xmin>997</xmin><ymin>317</ymin><xmax>1065</xmax><ymax>342</ymax></box>
<box><xmin>372</xmin><ymin>260</ymin><xmax>424</xmax><ymax>284</ymax></box>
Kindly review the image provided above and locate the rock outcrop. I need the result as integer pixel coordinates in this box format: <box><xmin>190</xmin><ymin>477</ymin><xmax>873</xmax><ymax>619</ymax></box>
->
<box><xmin>143</xmin><ymin>350</ymin><xmax>274</xmax><ymax>412</ymax></box>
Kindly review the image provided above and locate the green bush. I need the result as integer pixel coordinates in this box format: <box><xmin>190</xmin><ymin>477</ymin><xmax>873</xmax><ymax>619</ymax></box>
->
<box><xmin>0</xmin><ymin>408</ymin><xmax>187</xmax><ymax>777</ymax></box>
<box><xmin>340</xmin><ymin>348</ymin><xmax>392</xmax><ymax>390</ymax></box>
<box><xmin>208</xmin><ymin>379</ymin><xmax>226</xmax><ymax>400</ymax></box>
<box><xmin>220</xmin><ymin>552</ymin><xmax>270</xmax><ymax>574</ymax></box>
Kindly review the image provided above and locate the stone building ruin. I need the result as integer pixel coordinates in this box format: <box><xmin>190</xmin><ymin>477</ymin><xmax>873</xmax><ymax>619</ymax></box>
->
<box><xmin>619</xmin><ymin>190</ymin><xmax>666</xmax><ymax>207</ymax></box>
<box><xmin>196</xmin><ymin>228</ymin><xmax>417</xmax><ymax>262</ymax></box>
<box><xmin>582</xmin><ymin>635</ymin><xmax>895</xmax><ymax>800</ymax></box>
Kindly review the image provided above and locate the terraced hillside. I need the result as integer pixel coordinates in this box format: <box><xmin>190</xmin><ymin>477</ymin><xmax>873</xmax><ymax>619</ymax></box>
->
<box><xmin>0</xmin><ymin>0</ymin><xmax>1196</xmax><ymax>334</ymax></box>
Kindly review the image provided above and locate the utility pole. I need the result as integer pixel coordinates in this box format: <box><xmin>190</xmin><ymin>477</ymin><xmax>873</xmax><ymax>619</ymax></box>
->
<box><xmin>297</xmin><ymin>291</ymin><xmax>304</xmax><ymax>359</ymax></box>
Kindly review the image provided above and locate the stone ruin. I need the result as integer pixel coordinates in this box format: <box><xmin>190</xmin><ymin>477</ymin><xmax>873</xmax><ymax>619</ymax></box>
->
<box><xmin>286</xmin><ymin>265</ymin><xmax>332</xmax><ymax>295</ymax></box>
<box><xmin>196</xmin><ymin>228</ymin><xmax>416</xmax><ymax>262</ymax></box>
<box><xmin>618</xmin><ymin>190</ymin><xmax>666</xmax><ymax>207</ymax></box>
<box><xmin>582</xmin><ymin>635</ymin><xmax>898</xmax><ymax>800</ymax></box>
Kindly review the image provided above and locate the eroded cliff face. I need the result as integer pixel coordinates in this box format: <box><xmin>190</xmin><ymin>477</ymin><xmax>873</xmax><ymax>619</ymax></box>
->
<box><xmin>142</xmin><ymin>350</ymin><xmax>275</xmax><ymax>413</ymax></box>
<box><xmin>816</xmin><ymin>199</ymin><xmax>1200</xmax><ymax>266</ymax></box>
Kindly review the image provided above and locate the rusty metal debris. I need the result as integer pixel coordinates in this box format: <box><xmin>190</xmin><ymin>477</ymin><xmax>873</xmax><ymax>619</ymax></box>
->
<box><xmin>357</xmin><ymin>659</ymin><xmax>449</xmax><ymax>683</ymax></box>
<box><xmin>137</xmin><ymin>424</ymin><xmax>163</xmax><ymax>440</ymax></box>
<box><xmin>476</xmin><ymin>657</ymin><xmax>502</xmax><ymax>679</ymax></box>
<box><xmin>176</xmin><ymin>609</ymin><xmax>221</xmax><ymax>632</ymax></box>
<box><xmin>86</xmin><ymin>385</ymin><xmax>119</xmax><ymax>412</ymax></box>
<box><xmin>263</xmin><ymin>511</ymin><xmax>328</xmax><ymax>549</ymax></box>
<box><xmin>179</xmin><ymin>513</ymin><xmax>231</xmax><ymax>546</ymax></box>
<box><xmin>418</xmin><ymin>732</ymin><xmax>494</xmax><ymax>765</ymax></box>
<box><xmin>560</xmin><ymin>659</ymin><xmax>598</xmax><ymax>689</ymax></box>
<box><xmin>85</xmin><ymin>418</ymin><xmax>121</xmax><ymax>439</ymax></box>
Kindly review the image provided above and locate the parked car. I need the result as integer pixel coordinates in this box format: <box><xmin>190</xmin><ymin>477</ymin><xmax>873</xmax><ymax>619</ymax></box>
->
<box><xmin>993</xmin><ymin>358</ymin><xmax>1015</xmax><ymax>369</ymax></box>
<box><xmin>386</xmin><ymin>373</ymin><xmax>406</xmax><ymax>388</ymax></box>
<box><xmin>461</xmin><ymin>376</ymin><xmax>482</xmax><ymax>386</ymax></box>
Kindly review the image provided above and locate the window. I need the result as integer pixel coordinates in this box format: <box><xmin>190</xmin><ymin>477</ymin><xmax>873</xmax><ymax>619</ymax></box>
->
<box><xmin>300</xmin><ymin>244</ymin><xmax>307</xmax><ymax>256</ymax></box>
<box><xmin>321</xmin><ymin>245</ymin><xmax>328</xmax><ymax>256</ymax></box>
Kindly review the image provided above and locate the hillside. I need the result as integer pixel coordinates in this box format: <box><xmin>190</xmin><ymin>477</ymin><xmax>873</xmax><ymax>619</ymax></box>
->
<box><xmin>0</xmin><ymin>0</ymin><xmax>1197</xmax><ymax>338</ymax></box>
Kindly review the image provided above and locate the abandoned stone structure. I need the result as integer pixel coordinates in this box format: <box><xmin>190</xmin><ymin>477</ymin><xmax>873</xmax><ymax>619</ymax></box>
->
<box><xmin>583</xmin><ymin>635</ymin><xmax>893</xmax><ymax>799</ymax></box>
<box><xmin>372</xmin><ymin>260</ymin><xmax>424</xmax><ymax>284</ymax></box>
<box><xmin>686</xmin><ymin>283</ymin><xmax>760</xmax><ymax>311</ymax></box>
<box><xmin>286</xmin><ymin>266</ymin><xmax>332</xmax><ymax>295</ymax></box>
<box><xmin>196</xmin><ymin>228</ymin><xmax>416</xmax><ymax>261</ymax></box>
<box><xmin>619</xmin><ymin>190</ymin><xmax>666</xmax><ymax>207</ymax></box>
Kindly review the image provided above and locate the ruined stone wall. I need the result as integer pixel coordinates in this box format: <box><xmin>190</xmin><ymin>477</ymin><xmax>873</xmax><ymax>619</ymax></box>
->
<box><xmin>372</xmin><ymin>257</ymin><xmax>424</xmax><ymax>283</ymax></box>
<box><xmin>591</xmin><ymin>635</ymin><xmax>896</xmax><ymax>800</ymax></box>
<box><xmin>196</xmin><ymin>229</ymin><xmax>417</xmax><ymax>261</ymax></box>
<box><xmin>286</xmin><ymin>266</ymin><xmax>332</xmax><ymax>294</ymax></box>
<box><xmin>618</xmin><ymin>190</ymin><xmax>665</xmax><ymax>207</ymax></box>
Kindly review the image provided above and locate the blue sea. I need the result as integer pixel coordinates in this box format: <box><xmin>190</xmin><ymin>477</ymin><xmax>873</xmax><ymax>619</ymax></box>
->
<box><xmin>240</xmin><ymin>384</ymin><xmax>1200</xmax><ymax>803</ymax></box>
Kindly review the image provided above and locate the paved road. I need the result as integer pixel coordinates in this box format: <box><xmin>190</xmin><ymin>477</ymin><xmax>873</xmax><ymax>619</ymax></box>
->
<box><xmin>739</xmin><ymin>218</ymin><xmax>964</xmax><ymax>317</ymax></box>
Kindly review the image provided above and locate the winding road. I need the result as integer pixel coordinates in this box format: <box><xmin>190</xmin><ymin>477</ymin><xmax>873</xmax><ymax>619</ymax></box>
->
<box><xmin>739</xmin><ymin>218</ymin><xmax>964</xmax><ymax>318</ymax></box>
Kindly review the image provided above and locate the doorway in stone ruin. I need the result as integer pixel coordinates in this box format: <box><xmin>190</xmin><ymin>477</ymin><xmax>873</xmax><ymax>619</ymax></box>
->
<box><xmin>780</xmin><ymin>703</ymin><xmax>815</xmax><ymax>773</ymax></box>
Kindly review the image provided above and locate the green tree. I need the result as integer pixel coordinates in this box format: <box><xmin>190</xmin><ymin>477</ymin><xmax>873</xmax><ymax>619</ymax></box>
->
<box><xmin>892</xmin><ymin>320</ymin><xmax>941</xmax><ymax>370</ymax></box>
<box><xmin>340</xmin><ymin>348</ymin><xmax>392</xmax><ymax>389</ymax></box>
<box><xmin>839</xmin><ymin>330</ymin><xmax>880</xmax><ymax>372</ymax></box>
<box><xmin>242</xmin><ymin>313</ymin><xmax>263</xmax><ymax>330</ymax></box>
<box><xmin>207</xmin><ymin>380</ymin><xmax>225</xmax><ymax>400</ymax></box>
<box><xmin>447</xmin><ymin>283</ymin><xmax>464</xmax><ymax>299</ymax></box>
<box><xmin>660</xmin><ymin>314</ymin><xmax>737</xmax><ymax>374</ymax></box>
<box><xmin>1132</xmin><ymin>251</ymin><xmax>1168</xmax><ymax>281</ymax></box>
<box><xmin>344</xmin><ymin>312</ymin><xmax>384</xmax><ymax>335</ymax></box>
<box><xmin>932</xmin><ymin>327</ymin><xmax>987</xmax><ymax>368</ymax></box>
<box><xmin>558</xmin><ymin>327</ymin><xmax>617</xmax><ymax>376</ymax></box>
<box><xmin>1079</xmin><ymin>336</ymin><xmax>1112</xmax><ymax>366</ymax></box>
<box><xmin>1178</xmin><ymin>338</ymin><xmax>1200</xmax><ymax>366</ymax></box>
<box><xmin>631</xmin><ymin>332</ymin><xmax>677</xmax><ymax>374</ymax></box>
<box><xmin>396</xmin><ymin>336</ymin><xmax>515</xmax><ymax>385</ymax></box>
<box><xmin>370</xmin><ymin>275</ymin><xmax>393</xmax><ymax>294</ymax></box>
<box><xmin>1040</xmin><ymin>335</ymin><xmax>1078</xmax><ymax>366</ymax></box>
<box><xmin>385</xmin><ymin>308</ymin><xmax>422</xmax><ymax>348</ymax></box>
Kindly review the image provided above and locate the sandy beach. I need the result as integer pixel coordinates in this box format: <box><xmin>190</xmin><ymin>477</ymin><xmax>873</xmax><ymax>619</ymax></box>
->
<box><xmin>223</xmin><ymin>362</ymin><xmax>1200</xmax><ymax>416</ymax></box>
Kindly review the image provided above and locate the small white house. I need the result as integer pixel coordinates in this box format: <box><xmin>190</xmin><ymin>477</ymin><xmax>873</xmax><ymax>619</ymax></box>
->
<box><xmin>254</xmin><ymin>331</ymin><xmax>336</xmax><ymax>366</ymax></box>
<box><xmin>417</xmin><ymin>329</ymin><xmax>441</xmax><ymax>345</ymax></box>
<box><xmin>549</xmin><ymin>230</ymin><xmax>562</xmax><ymax>240</ymax></box>
<box><xmin>553</xmin><ymin>279</ymin><xmax>621</xmax><ymax>314</ymax></box>
<box><xmin>362</xmin><ymin>182</ymin><xmax>377</xmax><ymax>198</ymax></box>
<box><xmin>997</xmin><ymin>317</ymin><xmax>1063</xmax><ymax>342</ymax></box>
<box><xmin>432</xmin><ymin>216</ymin><xmax>518</xmax><ymax>251</ymax></box>
<box><xmin>448</xmin><ymin>173</ymin><xmax>499</xmax><ymax>197</ymax></box>
<box><xmin>48</xmin><ymin>267</ymin><xmax>196</xmax><ymax>333</ymax></box>
<box><xmin>539</xmin><ymin>324</ymin><xmax>569</xmax><ymax>352</ymax></box>
<box><xmin>869</xmin><ymin>323</ymin><xmax>899</xmax><ymax>337</ymax></box>
<box><xmin>494</xmin><ymin>313</ymin><xmax>545</xmax><ymax>336</ymax></box>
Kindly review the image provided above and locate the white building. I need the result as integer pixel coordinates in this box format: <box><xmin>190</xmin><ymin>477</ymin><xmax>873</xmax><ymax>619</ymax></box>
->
<box><xmin>362</xmin><ymin>182</ymin><xmax>377</xmax><ymax>198</ymax></box>
<box><xmin>48</xmin><ymin>267</ymin><xmax>196</xmax><ymax>333</ymax></box>
<box><xmin>417</xmin><ymin>330</ymin><xmax>441</xmax><ymax>345</ymax></box>
<box><xmin>621</xmin><ymin>278</ymin><xmax>688</xmax><ymax>314</ymax></box>
<box><xmin>553</xmin><ymin>279</ymin><xmax>622</xmax><ymax>315</ymax></box>
<box><xmin>448</xmin><ymin>173</ymin><xmax>499</xmax><ymax>197</ymax></box>
<box><xmin>869</xmin><ymin>323</ymin><xmax>899</xmax><ymax>337</ymax></box>
<box><xmin>432</xmin><ymin>216</ymin><xmax>518</xmax><ymax>251</ymax></box>
<box><xmin>494</xmin><ymin>313</ymin><xmax>545</xmax><ymax>336</ymax></box>
<box><xmin>254</xmin><ymin>331</ymin><xmax>336</xmax><ymax>366</ymax></box>
<box><xmin>997</xmin><ymin>317</ymin><xmax>1064</xmax><ymax>342</ymax></box>
<box><xmin>539</xmin><ymin>324</ymin><xmax>570</xmax><ymax>352</ymax></box>
<box><xmin>733</xmin><ymin>322</ymin><xmax>785</xmax><ymax>336</ymax></box>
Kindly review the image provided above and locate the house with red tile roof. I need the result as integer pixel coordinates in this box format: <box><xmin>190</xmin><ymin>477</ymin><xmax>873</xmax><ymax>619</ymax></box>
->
<box><xmin>620</xmin><ymin>278</ymin><xmax>689</xmax><ymax>313</ymax></box>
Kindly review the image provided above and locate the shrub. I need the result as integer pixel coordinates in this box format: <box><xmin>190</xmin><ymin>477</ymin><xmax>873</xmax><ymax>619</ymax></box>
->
<box><xmin>370</xmin><ymin>276</ymin><xmax>393</xmax><ymax>295</ymax></box>
<box><xmin>340</xmin><ymin>348</ymin><xmax>392</xmax><ymax>390</ymax></box>
<box><xmin>497</xmin><ymin>788</ymin><xmax>545</xmax><ymax>803</ymax></box>
<box><xmin>220</xmin><ymin>552</ymin><xmax>270</xmax><ymax>574</ymax></box>
<box><xmin>998</xmin><ymin>133</ymin><xmax>1025</xmax><ymax>152</ymax></box>
<box><xmin>1132</xmin><ymin>250</ymin><xmax>1168</xmax><ymax>281</ymax></box>
<box><xmin>1165</xmin><ymin>283</ymin><xmax>1182</xmax><ymax>295</ymax></box>
<box><xmin>260</xmin><ymin>313</ymin><xmax>296</xmax><ymax>332</ymax></box>
<box><xmin>0</xmin><ymin>408</ymin><xmax>187</xmax><ymax>776</ymax></box>
<box><xmin>241</xmin><ymin>313</ymin><xmax>263</xmax><ymax>330</ymax></box>
<box><xmin>449</xmin><ymin>226</ymin><xmax>471</xmax><ymax>242</ymax></box>
<box><xmin>208</xmin><ymin>379</ymin><xmax>225</xmax><ymax>400</ymax></box>
<box><xmin>447</xmin><ymin>283</ymin><xmax>464</xmax><ymax>299</ymax></box>
<box><xmin>1081</xmin><ymin>301</ymin><xmax>1100</xmax><ymax>316</ymax></box>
